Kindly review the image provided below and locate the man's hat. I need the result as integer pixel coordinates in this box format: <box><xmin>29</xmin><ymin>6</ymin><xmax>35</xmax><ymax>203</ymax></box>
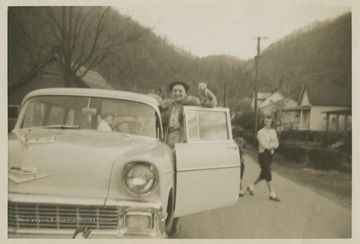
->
<box><xmin>168</xmin><ymin>81</ymin><xmax>190</xmax><ymax>92</ymax></box>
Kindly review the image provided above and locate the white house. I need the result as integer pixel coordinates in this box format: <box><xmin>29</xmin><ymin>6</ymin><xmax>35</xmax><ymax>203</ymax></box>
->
<box><xmin>251</xmin><ymin>92</ymin><xmax>272</xmax><ymax>110</ymax></box>
<box><xmin>256</xmin><ymin>90</ymin><xmax>297</xmax><ymax>132</ymax></box>
<box><xmin>280</xmin><ymin>83</ymin><xmax>351</xmax><ymax>132</ymax></box>
<box><xmin>258</xmin><ymin>90</ymin><xmax>285</xmax><ymax>109</ymax></box>
<box><xmin>261</xmin><ymin>97</ymin><xmax>298</xmax><ymax>118</ymax></box>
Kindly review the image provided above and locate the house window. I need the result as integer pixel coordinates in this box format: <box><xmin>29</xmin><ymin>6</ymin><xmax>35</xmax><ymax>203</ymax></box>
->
<box><xmin>347</xmin><ymin>115</ymin><xmax>352</xmax><ymax>131</ymax></box>
<box><xmin>331</xmin><ymin>116</ymin><xmax>336</xmax><ymax>124</ymax></box>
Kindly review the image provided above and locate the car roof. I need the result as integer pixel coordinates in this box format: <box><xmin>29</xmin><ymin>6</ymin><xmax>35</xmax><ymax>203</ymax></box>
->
<box><xmin>22</xmin><ymin>88</ymin><xmax>159</xmax><ymax>109</ymax></box>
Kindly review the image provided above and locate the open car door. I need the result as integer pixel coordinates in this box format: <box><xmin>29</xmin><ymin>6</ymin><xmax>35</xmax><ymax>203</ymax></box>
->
<box><xmin>173</xmin><ymin>106</ymin><xmax>240</xmax><ymax>217</ymax></box>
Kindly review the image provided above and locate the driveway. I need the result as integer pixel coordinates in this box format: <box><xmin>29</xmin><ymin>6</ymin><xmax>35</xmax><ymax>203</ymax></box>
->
<box><xmin>175</xmin><ymin>152</ymin><xmax>351</xmax><ymax>238</ymax></box>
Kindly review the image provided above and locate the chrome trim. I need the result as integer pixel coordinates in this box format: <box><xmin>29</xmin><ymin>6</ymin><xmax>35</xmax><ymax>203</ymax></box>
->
<box><xmin>177</xmin><ymin>164</ymin><xmax>240</xmax><ymax>173</ymax></box>
<box><xmin>8</xmin><ymin>227</ymin><xmax>120</xmax><ymax>237</ymax></box>
<box><xmin>122</xmin><ymin>210</ymin><xmax>153</xmax><ymax>234</ymax></box>
<box><xmin>8</xmin><ymin>193</ymin><xmax>106</xmax><ymax>206</ymax></box>
<box><xmin>8</xmin><ymin>201</ymin><xmax>165</xmax><ymax>238</ymax></box>
<box><xmin>122</xmin><ymin>162</ymin><xmax>159</xmax><ymax>197</ymax></box>
<box><xmin>8</xmin><ymin>202</ymin><xmax>121</xmax><ymax>231</ymax></box>
<box><xmin>104</xmin><ymin>200</ymin><xmax>162</xmax><ymax>209</ymax></box>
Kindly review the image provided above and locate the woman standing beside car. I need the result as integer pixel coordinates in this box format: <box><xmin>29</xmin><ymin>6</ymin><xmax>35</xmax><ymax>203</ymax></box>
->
<box><xmin>160</xmin><ymin>81</ymin><xmax>200</xmax><ymax>148</ymax></box>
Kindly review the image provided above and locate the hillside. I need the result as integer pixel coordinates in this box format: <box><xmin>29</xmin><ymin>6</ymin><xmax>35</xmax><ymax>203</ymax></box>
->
<box><xmin>258</xmin><ymin>13</ymin><xmax>351</xmax><ymax>100</ymax></box>
<box><xmin>8</xmin><ymin>7</ymin><xmax>351</xmax><ymax>112</ymax></box>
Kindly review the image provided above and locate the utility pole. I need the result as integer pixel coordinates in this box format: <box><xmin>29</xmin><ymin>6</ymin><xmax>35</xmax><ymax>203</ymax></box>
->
<box><xmin>223</xmin><ymin>79</ymin><xmax>227</xmax><ymax>107</ymax></box>
<box><xmin>253</xmin><ymin>36</ymin><xmax>268</xmax><ymax>142</ymax></box>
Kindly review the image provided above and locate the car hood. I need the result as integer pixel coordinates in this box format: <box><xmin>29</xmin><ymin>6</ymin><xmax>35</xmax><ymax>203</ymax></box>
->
<box><xmin>8</xmin><ymin>129</ymin><xmax>158</xmax><ymax>202</ymax></box>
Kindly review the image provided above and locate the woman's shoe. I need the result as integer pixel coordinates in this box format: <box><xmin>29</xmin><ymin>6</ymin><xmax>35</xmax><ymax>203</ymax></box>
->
<box><xmin>269</xmin><ymin>196</ymin><xmax>281</xmax><ymax>202</ymax></box>
<box><xmin>246</xmin><ymin>186</ymin><xmax>254</xmax><ymax>196</ymax></box>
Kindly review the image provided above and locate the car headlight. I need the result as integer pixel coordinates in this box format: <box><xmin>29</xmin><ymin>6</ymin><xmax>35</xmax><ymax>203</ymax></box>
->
<box><xmin>123</xmin><ymin>162</ymin><xmax>158</xmax><ymax>196</ymax></box>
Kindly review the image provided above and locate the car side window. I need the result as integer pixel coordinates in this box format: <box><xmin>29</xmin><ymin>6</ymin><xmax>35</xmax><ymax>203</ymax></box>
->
<box><xmin>198</xmin><ymin>111</ymin><xmax>228</xmax><ymax>140</ymax></box>
<box><xmin>187</xmin><ymin>111</ymin><xmax>198</xmax><ymax>140</ymax></box>
<box><xmin>185</xmin><ymin>109</ymin><xmax>229</xmax><ymax>141</ymax></box>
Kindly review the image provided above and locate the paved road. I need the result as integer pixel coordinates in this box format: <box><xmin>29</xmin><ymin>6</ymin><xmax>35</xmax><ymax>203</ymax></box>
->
<box><xmin>174</xmin><ymin>152</ymin><xmax>352</xmax><ymax>238</ymax></box>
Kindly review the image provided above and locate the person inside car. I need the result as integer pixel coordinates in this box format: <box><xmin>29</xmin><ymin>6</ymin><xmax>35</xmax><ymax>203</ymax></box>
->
<box><xmin>113</xmin><ymin>121</ymin><xmax>130</xmax><ymax>134</ymax></box>
<box><xmin>97</xmin><ymin>113</ymin><xmax>114</xmax><ymax>132</ymax></box>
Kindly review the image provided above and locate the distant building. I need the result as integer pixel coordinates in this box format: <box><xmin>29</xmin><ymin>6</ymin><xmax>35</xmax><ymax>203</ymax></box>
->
<box><xmin>279</xmin><ymin>83</ymin><xmax>351</xmax><ymax>132</ymax></box>
<box><xmin>8</xmin><ymin>52</ymin><xmax>113</xmax><ymax>105</ymax></box>
<box><xmin>258</xmin><ymin>90</ymin><xmax>285</xmax><ymax>109</ymax></box>
<box><xmin>251</xmin><ymin>92</ymin><xmax>272</xmax><ymax>110</ymax></box>
<box><xmin>256</xmin><ymin>90</ymin><xmax>297</xmax><ymax>131</ymax></box>
<box><xmin>262</xmin><ymin>98</ymin><xmax>297</xmax><ymax>118</ymax></box>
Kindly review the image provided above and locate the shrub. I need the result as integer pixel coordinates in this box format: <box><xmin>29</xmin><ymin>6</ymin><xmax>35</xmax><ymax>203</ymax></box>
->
<box><xmin>279</xmin><ymin>130</ymin><xmax>323</xmax><ymax>142</ymax></box>
<box><xmin>307</xmin><ymin>148</ymin><xmax>342</xmax><ymax>170</ymax></box>
<box><xmin>277</xmin><ymin>144</ymin><xmax>308</xmax><ymax>163</ymax></box>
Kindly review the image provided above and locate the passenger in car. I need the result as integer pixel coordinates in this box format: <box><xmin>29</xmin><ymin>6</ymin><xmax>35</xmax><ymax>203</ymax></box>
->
<box><xmin>198</xmin><ymin>82</ymin><xmax>217</xmax><ymax>108</ymax></box>
<box><xmin>113</xmin><ymin>121</ymin><xmax>130</xmax><ymax>134</ymax></box>
<box><xmin>160</xmin><ymin>81</ymin><xmax>200</xmax><ymax>148</ymax></box>
<box><xmin>97</xmin><ymin>113</ymin><xmax>114</xmax><ymax>132</ymax></box>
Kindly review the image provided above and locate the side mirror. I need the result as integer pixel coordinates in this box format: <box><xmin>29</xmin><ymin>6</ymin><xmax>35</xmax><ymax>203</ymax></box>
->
<box><xmin>8</xmin><ymin>105</ymin><xmax>19</xmax><ymax>133</ymax></box>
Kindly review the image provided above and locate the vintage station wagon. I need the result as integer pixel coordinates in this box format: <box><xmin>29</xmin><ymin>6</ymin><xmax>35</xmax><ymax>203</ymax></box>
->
<box><xmin>8</xmin><ymin>88</ymin><xmax>241</xmax><ymax>238</ymax></box>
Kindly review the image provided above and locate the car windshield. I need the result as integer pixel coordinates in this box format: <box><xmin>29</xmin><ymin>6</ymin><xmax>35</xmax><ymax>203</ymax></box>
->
<box><xmin>19</xmin><ymin>95</ymin><xmax>158</xmax><ymax>138</ymax></box>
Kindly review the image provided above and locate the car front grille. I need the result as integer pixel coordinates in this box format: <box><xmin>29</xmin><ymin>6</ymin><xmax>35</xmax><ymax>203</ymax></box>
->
<box><xmin>8</xmin><ymin>202</ymin><xmax>121</xmax><ymax>231</ymax></box>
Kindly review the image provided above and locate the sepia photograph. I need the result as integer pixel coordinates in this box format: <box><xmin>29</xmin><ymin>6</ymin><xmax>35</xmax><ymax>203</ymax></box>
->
<box><xmin>1</xmin><ymin>0</ymin><xmax>358</xmax><ymax>243</ymax></box>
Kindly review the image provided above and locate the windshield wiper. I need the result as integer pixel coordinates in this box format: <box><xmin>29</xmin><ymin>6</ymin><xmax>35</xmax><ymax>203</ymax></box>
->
<box><xmin>45</xmin><ymin>125</ymin><xmax>80</xmax><ymax>129</ymax></box>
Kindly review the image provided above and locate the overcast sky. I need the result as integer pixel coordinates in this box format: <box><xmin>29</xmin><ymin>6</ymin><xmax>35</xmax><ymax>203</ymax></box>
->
<box><xmin>115</xmin><ymin>0</ymin><xmax>350</xmax><ymax>60</ymax></box>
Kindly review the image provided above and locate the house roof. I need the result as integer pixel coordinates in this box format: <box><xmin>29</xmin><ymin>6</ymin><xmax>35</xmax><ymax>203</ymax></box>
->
<box><xmin>76</xmin><ymin>66</ymin><xmax>113</xmax><ymax>89</ymax></box>
<box><xmin>257</xmin><ymin>92</ymin><xmax>272</xmax><ymax>100</ymax></box>
<box><xmin>8</xmin><ymin>54</ymin><xmax>55</xmax><ymax>92</ymax></box>
<box><xmin>299</xmin><ymin>82</ymin><xmax>351</xmax><ymax>107</ymax></box>
<box><xmin>261</xmin><ymin>97</ymin><xmax>296</xmax><ymax>109</ymax></box>
<box><xmin>9</xmin><ymin>52</ymin><xmax>113</xmax><ymax>92</ymax></box>
<box><xmin>258</xmin><ymin>90</ymin><xmax>285</xmax><ymax>108</ymax></box>
<box><xmin>281</xmin><ymin>105</ymin><xmax>311</xmax><ymax>111</ymax></box>
<box><xmin>321</xmin><ymin>108</ymin><xmax>352</xmax><ymax>115</ymax></box>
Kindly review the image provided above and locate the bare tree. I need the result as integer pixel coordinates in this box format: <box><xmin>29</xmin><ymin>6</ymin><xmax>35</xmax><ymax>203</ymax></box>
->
<box><xmin>227</xmin><ymin>67</ymin><xmax>254</xmax><ymax>112</ymax></box>
<box><xmin>9</xmin><ymin>6</ymin><xmax>147</xmax><ymax>87</ymax></box>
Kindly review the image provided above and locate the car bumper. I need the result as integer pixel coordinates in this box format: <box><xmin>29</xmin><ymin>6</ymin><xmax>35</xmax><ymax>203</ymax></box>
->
<box><xmin>8</xmin><ymin>195</ymin><xmax>166</xmax><ymax>238</ymax></box>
